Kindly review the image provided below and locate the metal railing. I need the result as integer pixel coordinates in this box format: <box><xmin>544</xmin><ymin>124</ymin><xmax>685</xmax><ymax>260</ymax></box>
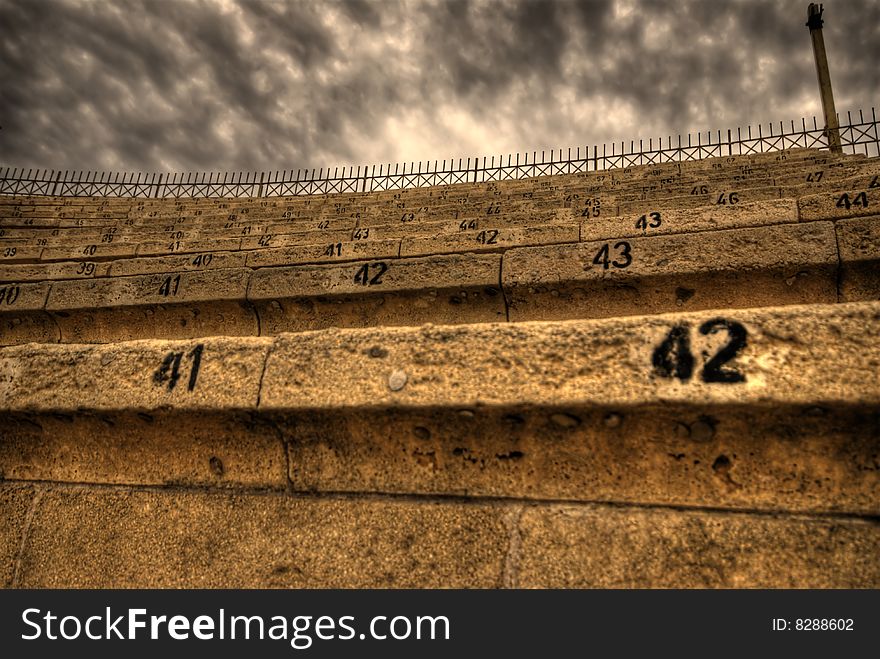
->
<box><xmin>1</xmin><ymin>108</ymin><xmax>877</xmax><ymax>199</ymax></box>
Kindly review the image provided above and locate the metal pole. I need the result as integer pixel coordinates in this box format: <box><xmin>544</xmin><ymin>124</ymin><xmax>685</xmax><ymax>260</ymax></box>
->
<box><xmin>806</xmin><ymin>3</ymin><xmax>842</xmax><ymax>153</ymax></box>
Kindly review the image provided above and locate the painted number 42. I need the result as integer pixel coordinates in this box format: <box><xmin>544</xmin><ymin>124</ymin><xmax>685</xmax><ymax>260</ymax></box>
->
<box><xmin>652</xmin><ymin>319</ymin><xmax>747</xmax><ymax>383</ymax></box>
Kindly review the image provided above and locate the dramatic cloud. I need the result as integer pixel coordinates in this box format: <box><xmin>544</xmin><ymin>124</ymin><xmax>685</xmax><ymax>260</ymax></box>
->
<box><xmin>0</xmin><ymin>0</ymin><xmax>877</xmax><ymax>174</ymax></box>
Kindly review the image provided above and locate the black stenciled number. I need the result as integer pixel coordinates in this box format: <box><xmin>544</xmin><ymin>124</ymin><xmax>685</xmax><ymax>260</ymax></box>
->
<box><xmin>486</xmin><ymin>203</ymin><xmax>501</xmax><ymax>215</ymax></box>
<box><xmin>476</xmin><ymin>229</ymin><xmax>499</xmax><ymax>245</ymax></box>
<box><xmin>580</xmin><ymin>199</ymin><xmax>601</xmax><ymax>217</ymax></box>
<box><xmin>153</xmin><ymin>343</ymin><xmax>204</xmax><ymax>392</ymax></box>
<box><xmin>652</xmin><ymin>319</ymin><xmax>748</xmax><ymax>383</ymax></box>
<box><xmin>76</xmin><ymin>262</ymin><xmax>96</xmax><ymax>276</ymax></box>
<box><xmin>593</xmin><ymin>241</ymin><xmax>632</xmax><ymax>269</ymax></box>
<box><xmin>635</xmin><ymin>212</ymin><xmax>661</xmax><ymax>231</ymax></box>
<box><xmin>699</xmin><ymin>319</ymin><xmax>747</xmax><ymax>383</ymax></box>
<box><xmin>352</xmin><ymin>228</ymin><xmax>370</xmax><ymax>240</ymax></box>
<box><xmin>401</xmin><ymin>212</ymin><xmax>416</xmax><ymax>222</ymax></box>
<box><xmin>691</xmin><ymin>185</ymin><xmax>708</xmax><ymax>195</ymax></box>
<box><xmin>324</xmin><ymin>243</ymin><xmax>342</xmax><ymax>257</ymax></box>
<box><xmin>317</xmin><ymin>220</ymin><xmax>330</xmax><ymax>229</ymax></box>
<box><xmin>652</xmin><ymin>323</ymin><xmax>694</xmax><ymax>380</ymax></box>
<box><xmin>3</xmin><ymin>247</ymin><xmax>16</xmax><ymax>257</ymax></box>
<box><xmin>806</xmin><ymin>171</ymin><xmax>824</xmax><ymax>182</ymax></box>
<box><xmin>835</xmin><ymin>191</ymin><xmax>869</xmax><ymax>210</ymax></box>
<box><xmin>192</xmin><ymin>254</ymin><xmax>213</xmax><ymax>267</ymax></box>
<box><xmin>258</xmin><ymin>234</ymin><xmax>273</xmax><ymax>247</ymax></box>
<box><xmin>0</xmin><ymin>285</ymin><xmax>21</xmax><ymax>306</ymax></box>
<box><xmin>459</xmin><ymin>220</ymin><xmax>477</xmax><ymax>231</ymax></box>
<box><xmin>716</xmin><ymin>192</ymin><xmax>739</xmax><ymax>205</ymax></box>
<box><xmin>354</xmin><ymin>262</ymin><xmax>387</xmax><ymax>286</ymax></box>
<box><xmin>159</xmin><ymin>274</ymin><xmax>181</xmax><ymax>297</ymax></box>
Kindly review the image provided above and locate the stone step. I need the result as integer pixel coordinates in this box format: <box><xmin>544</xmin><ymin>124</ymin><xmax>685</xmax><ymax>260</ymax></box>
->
<box><xmin>1</xmin><ymin>301</ymin><xmax>877</xmax><ymax>516</ymax></box>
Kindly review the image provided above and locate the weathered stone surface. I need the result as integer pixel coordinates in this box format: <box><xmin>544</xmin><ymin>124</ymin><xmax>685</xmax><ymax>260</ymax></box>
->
<box><xmin>504</xmin><ymin>222</ymin><xmax>837</xmax><ymax>321</ymax></box>
<box><xmin>17</xmin><ymin>488</ymin><xmax>508</xmax><ymax>588</ymax></box>
<box><xmin>249</xmin><ymin>254</ymin><xmax>505</xmax><ymax>333</ymax></box>
<box><xmin>0</xmin><ymin>483</ymin><xmax>35</xmax><ymax>587</ymax></box>
<box><xmin>401</xmin><ymin>223</ymin><xmax>578</xmax><ymax>257</ymax></box>
<box><xmin>516</xmin><ymin>504</ymin><xmax>880</xmax><ymax>588</ymax></box>
<box><xmin>109</xmin><ymin>251</ymin><xmax>248</xmax><ymax>276</ymax></box>
<box><xmin>0</xmin><ymin>246</ymin><xmax>44</xmax><ymax>263</ymax></box>
<box><xmin>0</xmin><ymin>411</ymin><xmax>285</xmax><ymax>488</ymax></box>
<box><xmin>280</xmin><ymin>403</ymin><xmax>880</xmax><ymax>514</ymax></box>
<box><xmin>799</xmin><ymin>187</ymin><xmax>880</xmax><ymax>221</ymax></box>
<box><xmin>40</xmin><ymin>243</ymin><xmax>135</xmax><ymax>261</ymax></box>
<box><xmin>46</xmin><ymin>268</ymin><xmax>257</xmax><ymax>342</ymax></box>
<box><xmin>836</xmin><ymin>216</ymin><xmax>880</xmax><ymax>301</ymax></box>
<box><xmin>617</xmin><ymin>185</ymin><xmax>781</xmax><ymax>215</ymax></box>
<box><xmin>259</xmin><ymin>301</ymin><xmax>880</xmax><ymax>409</ymax></box>
<box><xmin>135</xmin><ymin>238</ymin><xmax>243</xmax><ymax>257</ymax></box>
<box><xmin>246</xmin><ymin>239</ymin><xmax>400</xmax><ymax>267</ymax></box>
<box><xmin>581</xmin><ymin>200</ymin><xmax>798</xmax><ymax>242</ymax></box>
<box><xmin>0</xmin><ymin>281</ymin><xmax>58</xmax><ymax>346</ymax></box>
<box><xmin>0</xmin><ymin>261</ymin><xmax>111</xmax><ymax>282</ymax></box>
<box><xmin>0</xmin><ymin>336</ymin><xmax>267</xmax><ymax>410</ymax></box>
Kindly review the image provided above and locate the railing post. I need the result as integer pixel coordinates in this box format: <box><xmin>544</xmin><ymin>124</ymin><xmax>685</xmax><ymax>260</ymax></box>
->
<box><xmin>806</xmin><ymin>3</ymin><xmax>842</xmax><ymax>153</ymax></box>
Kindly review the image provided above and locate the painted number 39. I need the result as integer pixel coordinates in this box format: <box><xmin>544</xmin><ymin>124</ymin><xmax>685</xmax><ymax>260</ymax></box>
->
<box><xmin>652</xmin><ymin>319</ymin><xmax>747</xmax><ymax>383</ymax></box>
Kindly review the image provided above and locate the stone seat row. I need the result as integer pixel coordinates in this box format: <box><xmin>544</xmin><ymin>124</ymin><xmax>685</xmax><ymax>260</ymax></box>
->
<box><xmin>0</xmin><ymin>190</ymin><xmax>875</xmax><ymax>278</ymax></box>
<box><xmin>2</xmin><ymin>168</ymin><xmax>877</xmax><ymax>256</ymax></box>
<box><xmin>2</xmin><ymin>156</ymin><xmax>875</xmax><ymax>234</ymax></box>
<box><xmin>0</xmin><ymin>184</ymin><xmax>876</xmax><ymax>273</ymax></box>
<box><xmin>0</xmin><ymin>299</ymin><xmax>877</xmax><ymax>520</ymax></box>
<box><xmin>0</xmin><ymin>149</ymin><xmax>866</xmax><ymax>222</ymax></box>
<box><xmin>0</xmin><ymin>217</ymin><xmax>876</xmax><ymax>346</ymax></box>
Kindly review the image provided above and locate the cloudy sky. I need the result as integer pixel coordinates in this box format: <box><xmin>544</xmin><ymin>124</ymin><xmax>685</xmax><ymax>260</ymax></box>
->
<box><xmin>1</xmin><ymin>0</ymin><xmax>877</xmax><ymax>175</ymax></box>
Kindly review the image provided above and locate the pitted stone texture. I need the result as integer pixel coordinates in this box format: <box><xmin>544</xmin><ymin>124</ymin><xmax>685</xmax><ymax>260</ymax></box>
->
<box><xmin>0</xmin><ymin>281</ymin><xmax>58</xmax><ymax>346</ymax></box>
<box><xmin>504</xmin><ymin>222</ymin><xmax>837</xmax><ymax>321</ymax></box>
<box><xmin>135</xmin><ymin>238</ymin><xmax>242</xmax><ymax>257</ymax></box>
<box><xmin>16</xmin><ymin>488</ymin><xmax>507</xmax><ymax>588</ymax></box>
<box><xmin>246</xmin><ymin>239</ymin><xmax>400</xmax><ymax>268</ymax></box>
<box><xmin>46</xmin><ymin>268</ymin><xmax>257</xmax><ymax>342</ymax></box>
<box><xmin>617</xmin><ymin>185</ymin><xmax>781</xmax><ymax>215</ymax></box>
<box><xmin>836</xmin><ymin>216</ymin><xmax>880</xmax><ymax>301</ymax></box>
<box><xmin>0</xmin><ymin>483</ymin><xmax>35</xmax><ymax>587</ymax></box>
<box><xmin>259</xmin><ymin>301</ymin><xmax>880</xmax><ymax>410</ymax></box>
<box><xmin>0</xmin><ymin>411</ymin><xmax>286</xmax><ymax>488</ymax></box>
<box><xmin>516</xmin><ymin>504</ymin><xmax>880</xmax><ymax>588</ymax></box>
<box><xmin>0</xmin><ymin>336</ymin><xmax>267</xmax><ymax>411</ymax></box>
<box><xmin>401</xmin><ymin>223</ymin><xmax>578</xmax><ymax>257</ymax></box>
<box><xmin>581</xmin><ymin>200</ymin><xmax>798</xmax><ymax>242</ymax></box>
<box><xmin>40</xmin><ymin>243</ymin><xmax>135</xmax><ymax>261</ymax></box>
<box><xmin>249</xmin><ymin>254</ymin><xmax>505</xmax><ymax>333</ymax></box>
<box><xmin>0</xmin><ymin>246</ymin><xmax>44</xmax><ymax>263</ymax></box>
<box><xmin>0</xmin><ymin>261</ymin><xmax>111</xmax><ymax>282</ymax></box>
<box><xmin>109</xmin><ymin>251</ymin><xmax>248</xmax><ymax>276</ymax></box>
<box><xmin>281</xmin><ymin>404</ymin><xmax>880</xmax><ymax>514</ymax></box>
<box><xmin>799</xmin><ymin>188</ymin><xmax>880</xmax><ymax>221</ymax></box>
